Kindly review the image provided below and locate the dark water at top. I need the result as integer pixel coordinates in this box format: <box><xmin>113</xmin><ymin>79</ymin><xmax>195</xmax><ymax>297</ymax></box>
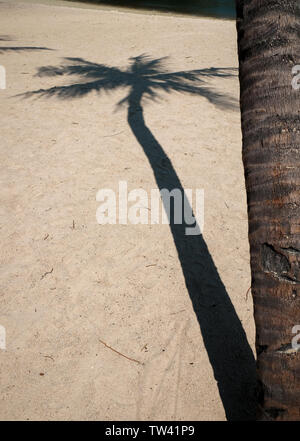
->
<box><xmin>70</xmin><ymin>0</ymin><xmax>236</xmax><ymax>20</ymax></box>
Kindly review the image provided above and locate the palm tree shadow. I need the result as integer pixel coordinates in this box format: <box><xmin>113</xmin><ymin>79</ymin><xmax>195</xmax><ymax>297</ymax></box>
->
<box><xmin>0</xmin><ymin>35</ymin><xmax>53</xmax><ymax>53</ymax></box>
<box><xmin>23</xmin><ymin>55</ymin><xmax>256</xmax><ymax>420</ymax></box>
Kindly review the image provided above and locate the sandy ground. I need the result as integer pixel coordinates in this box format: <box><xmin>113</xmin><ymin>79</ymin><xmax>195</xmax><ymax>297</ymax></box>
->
<box><xmin>0</xmin><ymin>0</ymin><xmax>255</xmax><ymax>421</ymax></box>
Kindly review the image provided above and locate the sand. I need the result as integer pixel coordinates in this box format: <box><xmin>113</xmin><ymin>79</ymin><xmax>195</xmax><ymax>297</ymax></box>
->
<box><xmin>0</xmin><ymin>0</ymin><xmax>255</xmax><ymax>421</ymax></box>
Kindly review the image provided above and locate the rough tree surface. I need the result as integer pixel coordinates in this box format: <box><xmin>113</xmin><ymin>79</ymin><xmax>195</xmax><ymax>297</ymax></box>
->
<box><xmin>236</xmin><ymin>0</ymin><xmax>300</xmax><ymax>420</ymax></box>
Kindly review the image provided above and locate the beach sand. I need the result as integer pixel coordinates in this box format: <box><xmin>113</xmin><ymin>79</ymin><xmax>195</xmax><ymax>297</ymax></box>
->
<box><xmin>0</xmin><ymin>0</ymin><xmax>255</xmax><ymax>420</ymax></box>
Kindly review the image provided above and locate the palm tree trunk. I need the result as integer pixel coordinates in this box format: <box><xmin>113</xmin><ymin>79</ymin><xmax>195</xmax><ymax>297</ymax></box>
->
<box><xmin>127</xmin><ymin>92</ymin><xmax>256</xmax><ymax>420</ymax></box>
<box><xmin>235</xmin><ymin>0</ymin><xmax>300</xmax><ymax>420</ymax></box>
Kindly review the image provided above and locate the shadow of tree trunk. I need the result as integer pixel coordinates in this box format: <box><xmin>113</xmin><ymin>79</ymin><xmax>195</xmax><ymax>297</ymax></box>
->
<box><xmin>127</xmin><ymin>90</ymin><xmax>257</xmax><ymax>421</ymax></box>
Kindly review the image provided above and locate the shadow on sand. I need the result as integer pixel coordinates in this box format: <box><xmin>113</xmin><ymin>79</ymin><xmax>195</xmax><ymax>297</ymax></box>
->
<box><xmin>0</xmin><ymin>35</ymin><xmax>52</xmax><ymax>53</ymax></box>
<box><xmin>23</xmin><ymin>55</ymin><xmax>256</xmax><ymax>420</ymax></box>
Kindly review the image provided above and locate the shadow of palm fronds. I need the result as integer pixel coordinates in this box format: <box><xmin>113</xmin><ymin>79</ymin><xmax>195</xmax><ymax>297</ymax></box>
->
<box><xmin>23</xmin><ymin>54</ymin><xmax>238</xmax><ymax>111</ymax></box>
<box><xmin>0</xmin><ymin>35</ymin><xmax>53</xmax><ymax>53</ymax></box>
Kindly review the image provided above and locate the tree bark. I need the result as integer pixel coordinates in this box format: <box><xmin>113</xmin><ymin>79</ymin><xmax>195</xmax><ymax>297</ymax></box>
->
<box><xmin>235</xmin><ymin>0</ymin><xmax>300</xmax><ymax>420</ymax></box>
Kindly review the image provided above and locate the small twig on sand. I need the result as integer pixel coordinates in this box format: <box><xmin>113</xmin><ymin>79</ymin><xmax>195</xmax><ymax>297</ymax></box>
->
<box><xmin>41</xmin><ymin>268</ymin><xmax>53</xmax><ymax>280</ymax></box>
<box><xmin>246</xmin><ymin>286</ymin><xmax>251</xmax><ymax>301</ymax></box>
<box><xmin>170</xmin><ymin>309</ymin><xmax>186</xmax><ymax>315</ymax></box>
<box><xmin>101</xmin><ymin>131</ymin><xmax>124</xmax><ymax>138</ymax></box>
<box><xmin>41</xmin><ymin>354</ymin><xmax>55</xmax><ymax>362</ymax></box>
<box><xmin>99</xmin><ymin>338</ymin><xmax>143</xmax><ymax>365</ymax></box>
<box><xmin>141</xmin><ymin>343</ymin><xmax>148</xmax><ymax>352</ymax></box>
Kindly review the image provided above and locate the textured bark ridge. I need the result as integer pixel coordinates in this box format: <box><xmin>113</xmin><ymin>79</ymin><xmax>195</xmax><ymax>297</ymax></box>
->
<box><xmin>235</xmin><ymin>0</ymin><xmax>300</xmax><ymax>420</ymax></box>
